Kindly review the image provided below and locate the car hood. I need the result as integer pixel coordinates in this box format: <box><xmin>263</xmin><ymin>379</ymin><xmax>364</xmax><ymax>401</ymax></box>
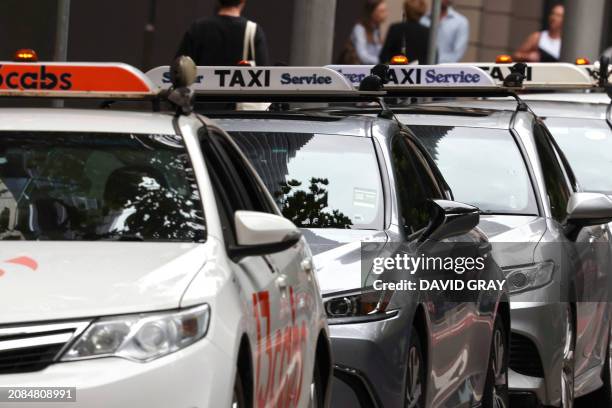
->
<box><xmin>302</xmin><ymin>229</ymin><xmax>388</xmax><ymax>295</ymax></box>
<box><xmin>478</xmin><ymin>215</ymin><xmax>546</xmax><ymax>267</ymax></box>
<box><xmin>0</xmin><ymin>242</ymin><xmax>207</xmax><ymax>324</ymax></box>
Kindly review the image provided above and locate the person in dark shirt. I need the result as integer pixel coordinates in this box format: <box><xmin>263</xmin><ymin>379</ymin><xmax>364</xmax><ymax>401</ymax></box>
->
<box><xmin>380</xmin><ymin>0</ymin><xmax>429</xmax><ymax>64</ymax></box>
<box><xmin>176</xmin><ymin>0</ymin><xmax>270</xmax><ymax>66</ymax></box>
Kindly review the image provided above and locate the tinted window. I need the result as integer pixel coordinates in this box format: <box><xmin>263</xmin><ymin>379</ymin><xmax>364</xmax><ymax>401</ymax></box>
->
<box><xmin>533</xmin><ymin>124</ymin><xmax>571</xmax><ymax>222</ymax></box>
<box><xmin>208</xmin><ymin>131</ymin><xmax>275</xmax><ymax>214</ymax></box>
<box><xmin>406</xmin><ymin>138</ymin><xmax>444</xmax><ymax>200</ymax></box>
<box><xmin>391</xmin><ymin>136</ymin><xmax>433</xmax><ymax>235</ymax></box>
<box><xmin>411</xmin><ymin>126</ymin><xmax>538</xmax><ymax>215</ymax></box>
<box><xmin>545</xmin><ymin>118</ymin><xmax>612</xmax><ymax>194</ymax></box>
<box><xmin>0</xmin><ymin>132</ymin><xmax>205</xmax><ymax>242</ymax></box>
<box><xmin>231</xmin><ymin>132</ymin><xmax>383</xmax><ymax>230</ymax></box>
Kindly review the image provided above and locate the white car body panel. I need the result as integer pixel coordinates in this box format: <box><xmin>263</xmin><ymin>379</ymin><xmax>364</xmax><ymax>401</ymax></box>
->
<box><xmin>0</xmin><ymin>108</ymin><xmax>329</xmax><ymax>408</ymax></box>
<box><xmin>0</xmin><ymin>242</ymin><xmax>207</xmax><ymax>324</ymax></box>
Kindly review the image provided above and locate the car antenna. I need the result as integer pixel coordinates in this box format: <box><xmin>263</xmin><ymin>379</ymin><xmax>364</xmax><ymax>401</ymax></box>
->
<box><xmin>163</xmin><ymin>56</ymin><xmax>197</xmax><ymax>116</ymax></box>
<box><xmin>503</xmin><ymin>63</ymin><xmax>529</xmax><ymax>111</ymax></box>
<box><xmin>360</xmin><ymin>64</ymin><xmax>395</xmax><ymax>120</ymax></box>
<box><xmin>598</xmin><ymin>56</ymin><xmax>612</xmax><ymax>100</ymax></box>
<box><xmin>401</xmin><ymin>11</ymin><xmax>407</xmax><ymax>57</ymax></box>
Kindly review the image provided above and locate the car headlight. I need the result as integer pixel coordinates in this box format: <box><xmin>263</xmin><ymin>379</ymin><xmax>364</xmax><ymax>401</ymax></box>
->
<box><xmin>324</xmin><ymin>289</ymin><xmax>393</xmax><ymax>320</ymax></box>
<box><xmin>503</xmin><ymin>261</ymin><xmax>555</xmax><ymax>294</ymax></box>
<box><xmin>61</xmin><ymin>304</ymin><xmax>210</xmax><ymax>362</ymax></box>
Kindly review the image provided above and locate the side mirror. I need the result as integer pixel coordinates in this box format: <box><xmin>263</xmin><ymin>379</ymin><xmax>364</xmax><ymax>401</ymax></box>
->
<box><xmin>421</xmin><ymin>199</ymin><xmax>480</xmax><ymax>242</ymax></box>
<box><xmin>229</xmin><ymin>211</ymin><xmax>302</xmax><ymax>261</ymax></box>
<box><xmin>567</xmin><ymin>192</ymin><xmax>612</xmax><ymax>227</ymax></box>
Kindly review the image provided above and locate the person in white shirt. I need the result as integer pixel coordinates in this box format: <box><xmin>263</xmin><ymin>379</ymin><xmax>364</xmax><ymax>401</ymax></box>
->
<box><xmin>514</xmin><ymin>4</ymin><xmax>564</xmax><ymax>62</ymax></box>
<box><xmin>420</xmin><ymin>0</ymin><xmax>469</xmax><ymax>63</ymax></box>
<box><xmin>350</xmin><ymin>0</ymin><xmax>389</xmax><ymax>64</ymax></box>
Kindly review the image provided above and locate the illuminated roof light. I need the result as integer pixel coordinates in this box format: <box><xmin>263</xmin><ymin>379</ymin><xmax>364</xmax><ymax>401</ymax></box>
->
<box><xmin>575</xmin><ymin>57</ymin><xmax>590</xmax><ymax>66</ymax></box>
<box><xmin>495</xmin><ymin>54</ymin><xmax>513</xmax><ymax>64</ymax></box>
<box><xmin>390</xmin><ymin>55</ymin><xmax>409</xmax><ymax>65</ymax></box>
<box><xmin>13</xmin><ymin>49</ymin><xmax>38</xmax><ymax>62</ymax></box>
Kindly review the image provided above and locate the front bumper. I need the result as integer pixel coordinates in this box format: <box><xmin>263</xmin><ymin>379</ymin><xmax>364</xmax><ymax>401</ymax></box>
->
<box><xmin>0</xmin><ymin>337</ymin><xmax>232</xmax><ymax>408</ymax></box>
<box><xmin>508</xmin><ymin>301</ymin><xmax>566</xmax><ymax>407</ymax></box>
<box><xmin>328</xmin><ymin>310</ymin><xmax>409</xmax><ymax>408</ymax></box>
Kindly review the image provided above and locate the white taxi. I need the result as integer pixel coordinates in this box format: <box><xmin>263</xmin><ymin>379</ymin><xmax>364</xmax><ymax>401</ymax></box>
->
<box><xmin>0</xmin><ymin>56</ymin><xmax>330</xmax><ymax>408</ymax></box>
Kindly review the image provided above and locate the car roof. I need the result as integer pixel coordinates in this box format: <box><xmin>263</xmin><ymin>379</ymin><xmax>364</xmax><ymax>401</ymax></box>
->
<box><xmin>208</xmin><ymin>111</ymin><xmax>395</xmax><ymax>138</ymax></box>
<box><xmin>418</xmin><ymin>98</ymin><xmax>609</xmax><ymax>120</ymax></box>
<box><xmin>520</xmin><ymin>92</ymin><xmax>610</xmax><ymax>104</ymax></box>
<box><xmin>0</xmin><ymin>108</ymin><xmax>177</xmax><ymax>134</ymax></box>
<box><xmin>391</xmin><ymin>105</ymin><xmax>514</xmax><ymax>129</ymax></box>
<box><xmin>521</xmin><ymin>100</ymin><xmax>609</xmax><ymax>120</ymax></box>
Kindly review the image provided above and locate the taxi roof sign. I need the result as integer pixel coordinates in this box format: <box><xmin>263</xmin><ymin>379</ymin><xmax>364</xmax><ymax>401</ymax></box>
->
<box><xmin>579</xmin><ymin>64</ymin><xmax>612</xmax><ymax>84</ymax></box>
<box><xmin>0</xmin><ymin>62</ymin><xmax>157</xmax><ymax>98</ymax></box>
<box><xmin>327</xmin><ymin>65</ymin><xmax>498</xmax><ymax>90</ymax></box>
<box><xmin>449</xmin><ymin>63</ymin><xmax>595</xmax><ymax>89</ymax></box>
<box><xmin>146</xmin><ymin>66</ymin><xmax>358</xmax><ymax>95</ymax></box>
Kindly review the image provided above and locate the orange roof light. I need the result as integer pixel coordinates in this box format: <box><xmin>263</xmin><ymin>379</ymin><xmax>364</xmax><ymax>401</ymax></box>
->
<box><xmin>575</xmin><ymin>57</ymin><xmax>590</xmax><ymax>66</ymax></box>
<box><xmin>390</xmin><ymin>55</ymin><xmax>409</xmax><ymax>65</ymax></box>
<box><xmin>496</xmin><ymin>54</ymin><xmax>513</xmax><ymax>64</ymax></box>
<box><xmin>237</xmin><ymin>60</ymin><xmax>253</xmax><ymax>66</ymax></box>
<box><xmin>0</xmin><ymin>63</ymin><xmax>156</xmax><ymax>96</ymax></box>
<box><xmin>13</xmin><ymin>49</ymin><xmax>38</xmax><ymax>62</ymax></box>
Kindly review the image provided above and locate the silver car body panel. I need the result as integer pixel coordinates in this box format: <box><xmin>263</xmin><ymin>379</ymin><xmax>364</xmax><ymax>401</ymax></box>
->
<box><xmin>400</xmin><ymin>105</ymin><xmax>612</xmax><ymax>406</ymax></box>
<box><xmin>216</xmin><ymin>113</ymin><xmax>507</xmax><ymax>408</ymax></box>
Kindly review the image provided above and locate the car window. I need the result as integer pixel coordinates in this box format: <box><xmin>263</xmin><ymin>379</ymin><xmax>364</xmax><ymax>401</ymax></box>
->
<box><xmin>391</xmin><ymin>135</ymin><xmax>433</xmax><ymax>235</ymax></box>
<box><xmin>533</xmin><ymin>123</ymin><xmax>572</xmax><ymax>222</ymax></box>
<box><xmin>410</xmin><ymin>125</ymin><xmax>538</xmax><ymax>216</ymax></box>
<box><xmin>0</xmin><ymin>132</ymin><xmax>205</xmax><ymax>242</ymax></box>
<box><xmin>405</xmin><ymin>138</ymin><xmax>445</xmax><ymax>200</ymax></box>
<box><xmin>230</xmin><ymin>132</ymin><xmax>384</xmax><ymax>230</ymax></box>
<box><xmin>545</xmin><ymin>117</ymin><xmax>612</xmax><ymax>195</ymax></box>
<box><xmin>207</xmin><ymin>130</ymin><xmax>276</xmax><ymax>214</ymax></box>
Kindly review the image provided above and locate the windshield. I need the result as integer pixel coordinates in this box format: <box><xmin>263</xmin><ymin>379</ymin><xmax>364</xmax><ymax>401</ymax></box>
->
<box><xmin>0</xmin><ymin>132</ymin><xmax>205</xmax><ymax>242</ymax></box>
<box><xmin>545</xmin><ymin>118</ymin><xmax>612</xmax><ymax>195</ymax></box>
<box><xmin>410</xmin><ymin>125</ymin><xmax>538</xmax><ymax>215</ymax></box>
<box><xmin>230</xmin><ymin>132</ymin><xmax>384</xmax><ymax>230</ymax></box>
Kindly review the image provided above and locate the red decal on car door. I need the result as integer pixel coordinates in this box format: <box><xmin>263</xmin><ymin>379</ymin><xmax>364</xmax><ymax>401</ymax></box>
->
<box><xmin>253</xmin><ymin>288</ymin><xmax>308</xmax><ymax>408</ymax></box>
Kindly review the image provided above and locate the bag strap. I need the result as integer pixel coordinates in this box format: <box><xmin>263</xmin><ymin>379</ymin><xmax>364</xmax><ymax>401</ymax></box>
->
<box><xmin>243</xmin><ymin>21</ymin><xmax>257</xmax><ymax>63</ymax></box>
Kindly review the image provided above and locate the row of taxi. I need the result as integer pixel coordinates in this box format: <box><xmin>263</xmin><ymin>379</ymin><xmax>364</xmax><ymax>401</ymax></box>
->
<box><xmin>0</xmin><ymin>53</ymin><xmax>610</xmax><ymax>408</ymax></box>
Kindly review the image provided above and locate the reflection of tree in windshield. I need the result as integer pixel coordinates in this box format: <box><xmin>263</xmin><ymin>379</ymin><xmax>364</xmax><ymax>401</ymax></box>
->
<box><xmin>110</xmin><ymin>155</ymin><xmax>205</xmax><ymax>242</ymax></box>
<box><xmin>0</xmin><ymin>132</ymin><xmax>206</xmax><ymax>242</ymax></box>
<box><xmin>275</xmin><ymin>177</ymin><xmax>352</xmax><ymax>229</ymax></box>
<box><xmin>408</xmin><ymin>125</ymin><xmax>450</xmax><ymax>161</ymax></box>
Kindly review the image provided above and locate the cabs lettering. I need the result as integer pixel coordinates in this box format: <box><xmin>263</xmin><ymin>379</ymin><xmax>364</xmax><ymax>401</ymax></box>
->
<box><xmin>0</xmin><ymin>65</ymin><xmax>72</xmax><ymax>90</ymax></box>
<box><xmin>214</xmin><ymin>69</ymin><xmax>271</xmax><ymax>87</ymax></box>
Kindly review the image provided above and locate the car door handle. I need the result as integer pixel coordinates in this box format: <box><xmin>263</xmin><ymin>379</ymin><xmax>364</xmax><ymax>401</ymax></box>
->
<box><xmin>276</xmin><ymin>274</ymin><xmax>289</xmax><ymax>291</ymax></box>
<box><xmin>301</xmin><ymin>259</ymin><xmax>313</xmax><ymax>274</ymax></box>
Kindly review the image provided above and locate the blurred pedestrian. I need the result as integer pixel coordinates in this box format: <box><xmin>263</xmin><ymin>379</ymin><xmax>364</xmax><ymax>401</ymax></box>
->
<box><xmin>421</xmin><ymin>0</ymin><xmax>469</xmax><ymax>63</ymax></box>
<box><xmin>338</xmin><ymin>0</ymin><xmax>389</xmax><ymax>64</ymax></box>
<box><xmin>380</xmin><ymin>0</ymin><xmax>429</xmax><ymax>64</ymax></box>
<box><xmin>176</xmin><ymin>0</ymin><xmax>270</xmax><ymax>66</ymax></box>
<box><xmin>514</xmin><ymin>4</ymin><xmax>564</xmax><ymax>62</ymax></box>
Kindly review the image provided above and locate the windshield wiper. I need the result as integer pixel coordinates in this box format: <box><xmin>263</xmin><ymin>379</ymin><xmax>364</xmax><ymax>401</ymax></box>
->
<box><xmin>87</xmin><ymin>232</ymin><xmax>145</xmax><ymax>242</ymax></box>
